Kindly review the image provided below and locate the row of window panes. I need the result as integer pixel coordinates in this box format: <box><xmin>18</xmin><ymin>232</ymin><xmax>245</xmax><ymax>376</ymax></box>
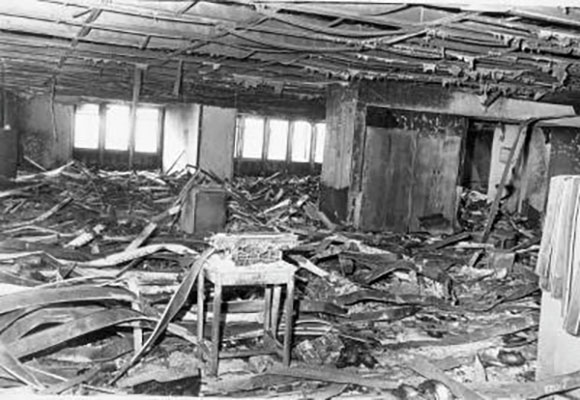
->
<box><xmin>237</xmin><ymin>116</ymin><xmax>325</xmax><ymax>163</ymax></box>
<box><xmin>74</xmin><ymin>104</ymin><xmax>160</xmax><ymax>153</ymax></box>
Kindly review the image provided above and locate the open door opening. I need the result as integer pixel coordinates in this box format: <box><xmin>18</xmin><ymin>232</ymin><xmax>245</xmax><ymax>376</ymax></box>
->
<box><xmin>460</xmin><ymin>120</ymin><xmax>494</xmax><ymax>194</ymax></box>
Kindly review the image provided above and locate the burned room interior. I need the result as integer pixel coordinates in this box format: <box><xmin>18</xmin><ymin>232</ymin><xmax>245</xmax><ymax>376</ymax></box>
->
<box><xmin>4</xmin><ymin>1</ymin><xmax>580</xmax><ymax>399</ymax></box>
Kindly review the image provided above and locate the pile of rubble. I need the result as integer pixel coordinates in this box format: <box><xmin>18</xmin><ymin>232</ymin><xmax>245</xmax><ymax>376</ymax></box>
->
<box><xmin>458</xmin><ymin>189</ymin><xmax>541</xmax><ymax>248</ymax></box>
<box><xmin>225</xmin><ymin>173</ymin><xmax>331</xmax><ymax>234</ymax></box>
<box><xmin>0</xmin><ymin>163</ymin><xmax>568</xmax><ymax>399</ymax></box>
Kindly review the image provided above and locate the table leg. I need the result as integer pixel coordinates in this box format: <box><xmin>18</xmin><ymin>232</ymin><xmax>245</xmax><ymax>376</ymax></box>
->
<box><xmin>283</xmin><ymin>279</ymin><xmax>295</xmax><ymax>366</ymax></box>
<box><xmin>197</xmin><ymin>269</ymin><xmax>205</xmax><ymax>342</ymax></box>
<box><xmin>271</xmin><ymin>285</ymin><xmax>282</xmax><ymax>337</ymax></box>
<box><xmin>264</xmin><ymin>286</ymin><xmax>272</xmax><ymax>335</ymax></box>
<box><xmin>211</xmin><ymin>282</ymin><xmax>222</xmax><ymax>376</ymax></box>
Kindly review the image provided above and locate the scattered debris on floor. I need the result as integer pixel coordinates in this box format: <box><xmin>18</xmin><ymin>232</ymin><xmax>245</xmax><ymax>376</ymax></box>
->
<box><xmin>0</xmin><ymin>162</ymin><xmax>572</xmax><ymax>399</ymax></box>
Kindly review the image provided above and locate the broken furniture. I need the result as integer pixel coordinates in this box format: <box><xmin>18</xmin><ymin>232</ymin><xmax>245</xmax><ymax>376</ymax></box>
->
<box><xmin>180</xmin><ymin>184</ymin><xmax>227</xmax><ymax>235</ymax></box>
<box><xmin>197</xmin><ymin>233</ymin><xmax>298</xmax><ymax>376</ymax></box>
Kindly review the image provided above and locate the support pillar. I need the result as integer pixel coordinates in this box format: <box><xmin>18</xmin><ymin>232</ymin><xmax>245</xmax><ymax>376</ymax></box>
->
<box><xmin>320</xmin><ymin>84</ymin><xmax>366</xmax><ymax>224</ymax></box>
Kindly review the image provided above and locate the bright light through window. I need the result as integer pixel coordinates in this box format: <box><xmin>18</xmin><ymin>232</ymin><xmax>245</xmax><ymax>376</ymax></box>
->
<box><xmin>74</xmin><ymin>104</ymin><xmax>99</xmax><ymax>149</ymax></box>
<box><xmin>135</xmin><ymin>107</ymin><xmax>159</xmax><ymax>153</ymax></box>
<box><xmin>267</xmin><ymin>119</ymin><xmax>289</xmax><ymax>161</ymax></box>
<box><xmin>314</xmin><ymin>123</ymin><xmax>326</xmax><ymax>163</ymax></box>
<box><xmin>241</xmin><ymin>117</ymin><xmax>264</xmax><ymax>159</ymax></box>
<box><xmin>291</xmin><ymin>120</ymin><xmax>312</xmax><ymax>162</ymax></box>
<box><xmin>105</xmin><ymin>104</ymin><xmax>130</xmax><ymax>151</ymax></box>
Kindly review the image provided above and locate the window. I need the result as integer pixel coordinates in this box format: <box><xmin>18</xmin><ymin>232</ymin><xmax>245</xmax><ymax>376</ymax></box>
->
<box><xmin>314</xmin><ymin>123</ymin><xmax>326</xmax><ymax>164</ymax></box>
<box><xmin>105</xmin><ymin>104</ymin><xmax>130</xmax><ymax>151</ymax></box>
<box><xmin>266</xmin><ymin>119</ymin><xmax>289</xmax><ymax>161</ymax></box>
<box><xmin>74</xmin><ymin>104</ymin><xmax>99</xmax><ymax>149</ymax></box>
<box><xmin>135</xmin><ymin>107</ymin><xmax>159</xmax><ymax>153</ymax></box>
<box><xmin>73</xmin><ymin>102</ymin><xmax>164</xmax><ymax>170</ymax></box>
<box><xmin>235</xmin><ymin>114</ymin><xmax>325</xmax><ymax>165</ymax></box>
<box><xmin>291</xmin><ymin>120</ymin><xmax>312</xmax><ymax>162</ymax></box>
<box><xmin>240</xmin><ymin>117</ymin><xmax>264</xmax><ymax>159</ymax></box>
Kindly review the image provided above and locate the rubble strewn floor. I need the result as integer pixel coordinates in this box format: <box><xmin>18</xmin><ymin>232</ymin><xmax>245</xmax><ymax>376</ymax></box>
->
<box><xmin>0</xmin><ymin>163</ymin><xmax>545</xmax><ymax>398</ymax></box>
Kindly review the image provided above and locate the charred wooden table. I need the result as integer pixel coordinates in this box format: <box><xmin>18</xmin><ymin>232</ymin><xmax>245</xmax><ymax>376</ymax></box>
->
<box><xmin>197</xmin><ymin>259</ymin><xmax>297</xmax><ymax>376</ymax></box>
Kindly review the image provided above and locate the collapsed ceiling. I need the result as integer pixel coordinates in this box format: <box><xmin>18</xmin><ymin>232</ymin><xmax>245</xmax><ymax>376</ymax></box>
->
<box><xmin>2</xmin><ymin>1</ymin><xmax>580</xmax><ymax>111</ymax></box>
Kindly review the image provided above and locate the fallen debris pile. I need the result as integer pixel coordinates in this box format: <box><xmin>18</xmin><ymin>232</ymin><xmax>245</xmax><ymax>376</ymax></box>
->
<box><xmin>458</xmin><ymin>189</ymin><xmax>541</xmax><ymax>250</ymax></box>
<box><xmin>0</xmin><ymin>163</ymin><xmax>566</xmax><ymax>399</ymax></box>
<box><xmin>225</xmin><ymin>173</ymin><xmax>335</xmax><ymax>233</ymax></box>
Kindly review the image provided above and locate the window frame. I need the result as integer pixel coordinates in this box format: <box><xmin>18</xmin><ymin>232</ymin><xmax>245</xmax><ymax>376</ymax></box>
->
<box><xmin>72</xmin><ymin>101</ymin><xmax>164</xmax><ymax>168</ymax></box>
<box><xmin>265</xmin><ymin>118</ymin><xmax>290</xmax><ymax>162</ymax></box>
<box><xmin>73</xmin><ymin>103</ymin><xmax>100</xmax><ymax>150</ymax></box>
<box><xmin>104</xmin><ymin>103</ymin><xmax>131</xmax><ymax>151</ymax></box>
<box><xmin>235</xmin><ymin>113</ymin><xmax>325</xmax><ymax>165</ymax></box>
<box><xmin>313</xmin><ymin>122</ymin><xmax>326</xmax><ymax>164</ymax></box>
<box><xmin>289</xmin><ymin>120</ymin><xmax>313</xmax><ymax>163</ymax></box>
<box><xmin>134</xmin><ymin>106</ymin><xmax>163</xmax><ymax>154</ymax></box>
<box><xmin>237</xmin><ymin>116</ymin><xmax>266</xmax><ymax>160</ymax></box>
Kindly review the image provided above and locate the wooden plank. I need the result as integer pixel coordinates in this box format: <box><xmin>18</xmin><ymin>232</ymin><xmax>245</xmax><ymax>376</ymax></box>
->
<box><xmin>536</xmin><ymin>176</ymin><xmax>562</xmax><ymax>290</ymax></box>
<box><xmin>564</xmin><ymin>180</ymin><xmax>580</xmax><ymax>334</ymax></box>
<box><xmin>550</xmin><ymin>178</ymin><xmax>580</xmax><ymax>300</ymax></box>
<box><xmin>421</xmin><ymin>232</ymin><xmax>471</xmax><ymax>251</ymax></box>
<box><xmin>266</xmin><ymin>365</ymin><xmax>399</xmax><ymax>392</ymax></box>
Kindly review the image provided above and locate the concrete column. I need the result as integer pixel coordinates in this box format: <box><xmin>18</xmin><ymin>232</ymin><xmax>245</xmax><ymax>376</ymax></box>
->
<box><xmin>320</xmin><ymin>83</ymin><xmax>366</xmax><ymax>223</ymax></box>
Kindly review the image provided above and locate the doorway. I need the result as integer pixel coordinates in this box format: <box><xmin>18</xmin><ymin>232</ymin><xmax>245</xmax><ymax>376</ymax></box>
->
<box><xmin>461</xmin><ymin>120</ymin><xmax>494</xmax><ymax>193</ymax></box>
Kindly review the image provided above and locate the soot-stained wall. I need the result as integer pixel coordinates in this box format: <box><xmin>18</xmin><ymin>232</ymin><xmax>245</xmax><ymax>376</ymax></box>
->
<box><xmin>366</xmin><ymin>107</ymin><xmax>467</xmax><ymax>138</ymax></box>
<box><xmin>361</xmin><ymin>107</ymin><xmax>466</xmax><ymax>232</ymax></box>
<box><xmin>198</xmin><ymin>106</ymin><xmax>236</xmax><ymax>180</ymax></box>
<box><xmin>163</xmin><ymin>104</ymin><xmax>200</xmax><ymax>173</ymax></box>
<box><xmin>17</xmin><ymin>95</ymin><xmax>74</xmax><ymax>169</ymax></box>
<box><xmin>548</xmin><ymin>126</ymin><xmax>580</xmax><ymax>177</ymax></box>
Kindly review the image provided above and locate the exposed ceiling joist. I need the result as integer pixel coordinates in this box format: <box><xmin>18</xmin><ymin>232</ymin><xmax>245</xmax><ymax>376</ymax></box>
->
<box><xmin>1</xmin><ymin>1</ymin><xmax>580</xmax><ymax>108</ymax></box>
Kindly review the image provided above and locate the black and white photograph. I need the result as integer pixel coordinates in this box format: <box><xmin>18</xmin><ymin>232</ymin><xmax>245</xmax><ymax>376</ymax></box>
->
<box><xmin>0</xmin><ymin>1</ymin><xmax>579</xmax><ymax>399</ymax></box>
